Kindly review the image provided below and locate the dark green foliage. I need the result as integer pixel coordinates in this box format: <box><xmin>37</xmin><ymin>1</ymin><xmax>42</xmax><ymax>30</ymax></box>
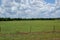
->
<box><xmin>0</xmin><ymin>18</ymin><xmax>60</xmax><ymax>21</ymax></box>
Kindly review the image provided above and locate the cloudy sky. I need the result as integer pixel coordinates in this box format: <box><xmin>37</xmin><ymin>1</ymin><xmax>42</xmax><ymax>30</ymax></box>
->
<box><xmin>0</xmin><ymin>0</ymin><xmax>60</xmax><ymax>18</ymax></box>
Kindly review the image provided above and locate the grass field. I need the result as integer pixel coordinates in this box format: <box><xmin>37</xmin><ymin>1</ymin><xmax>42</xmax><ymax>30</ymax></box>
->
<box><xmin>0</xmin><ymin>20</ymin><xmax>60</xmax><ymax>40</ymax></box>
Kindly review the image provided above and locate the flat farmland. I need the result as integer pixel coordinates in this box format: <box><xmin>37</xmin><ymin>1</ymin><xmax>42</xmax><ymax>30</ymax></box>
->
<box><xmin>0</xmin><ymin>20</ymin><xmax>60</xmax><ymax>40</ymax></box>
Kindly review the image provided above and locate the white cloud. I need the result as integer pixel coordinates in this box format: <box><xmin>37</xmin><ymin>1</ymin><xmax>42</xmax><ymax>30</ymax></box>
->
<box><xmin>0</xmin><ymin>7</ymin><xmax>2</xmax><ymax>13</ymax></box>
<box><xmin>0</xmin><ymin>0</ymin><xmax>60</xmax><ymax>18</ymax></box>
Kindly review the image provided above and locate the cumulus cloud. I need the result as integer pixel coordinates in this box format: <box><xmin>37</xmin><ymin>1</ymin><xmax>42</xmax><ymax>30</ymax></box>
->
<box><xmin>0</xmin><ymin>0</ymin><xmax>60</xmax><ymax>18</ymax></box>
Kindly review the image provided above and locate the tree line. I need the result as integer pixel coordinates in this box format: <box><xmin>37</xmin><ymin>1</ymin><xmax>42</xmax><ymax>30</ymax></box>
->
<box><xmin>0</xmin><ymin>18</ymin><xmax>60</xmax><ymax>21</ymax></box>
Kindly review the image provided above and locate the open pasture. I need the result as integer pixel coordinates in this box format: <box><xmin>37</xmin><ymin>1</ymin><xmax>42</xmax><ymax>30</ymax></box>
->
<box><xmin>0</xmin><ymin>20</ymin><xmax>60</xmax><ymax>40</ymax></box>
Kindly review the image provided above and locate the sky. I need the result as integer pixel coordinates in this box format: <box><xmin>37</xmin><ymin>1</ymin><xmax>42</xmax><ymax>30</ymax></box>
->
<box><xmin>0</xmin><ymin>0</ymin><xmax>60</xmax><ymax>18</ymax></box>
<box><xmin>0</xmin><ymin>0</ymin><xmax>1</xmax><ymax>5</ymax></box>
<box><xmin>44</xmin><ymin>0</ymin><xmax>55</xmax><ymax>4</ymax></box>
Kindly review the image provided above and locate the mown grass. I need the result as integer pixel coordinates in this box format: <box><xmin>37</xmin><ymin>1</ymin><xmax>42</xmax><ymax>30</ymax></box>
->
<box><xmin>0</xmin><ymin>20</ymin><xmax>60</xmax><ymax>40</ymax></box>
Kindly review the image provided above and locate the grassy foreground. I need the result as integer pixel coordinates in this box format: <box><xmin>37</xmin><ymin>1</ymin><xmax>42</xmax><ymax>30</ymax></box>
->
<box><xmin>0</xmin><ymin>20</ymin><xmax>60</xmax><ymax>40</ymax></box>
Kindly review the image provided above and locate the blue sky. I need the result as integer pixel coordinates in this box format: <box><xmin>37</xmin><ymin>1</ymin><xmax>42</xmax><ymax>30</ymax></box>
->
<box><xmin>45</xmin><ymin>0</ymin><xmax>55</xmax><ymax>4</ymax></box>
<box><xmin>0</xmin><ymin>0</ymin><xmax>1</xmax><ymax>5</ymax></box>
<box><xmin>0</xmin><ymin>0</ymin><xmax>60</xmax><ymax>18</ymax></box>
<box><xmin>0</xmin><ymin>0</ymin><xmax>55</xmax><ymax>6</ymax></box>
